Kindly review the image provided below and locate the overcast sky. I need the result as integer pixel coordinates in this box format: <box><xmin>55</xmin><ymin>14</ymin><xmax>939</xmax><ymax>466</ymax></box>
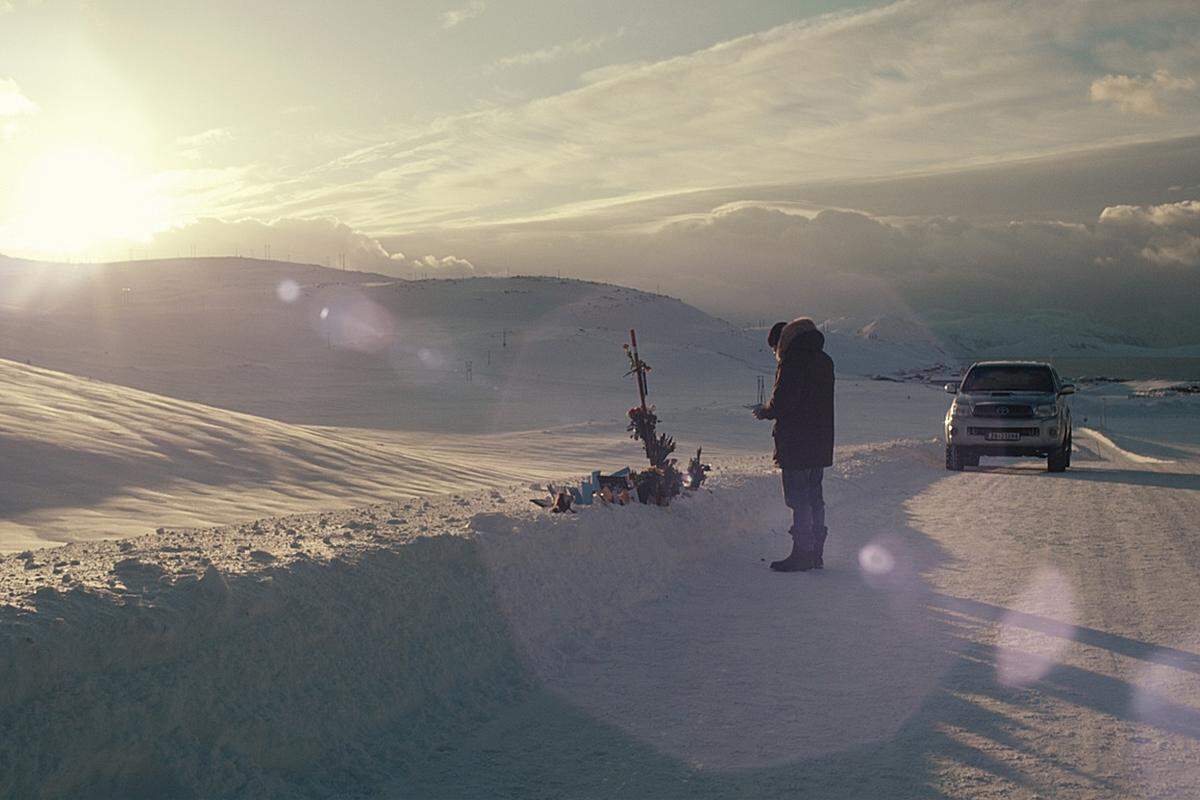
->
<box><xmin>1</xmin><ymin>0</ymin><xmax>1199</xmax><ymax>336</ymax></box>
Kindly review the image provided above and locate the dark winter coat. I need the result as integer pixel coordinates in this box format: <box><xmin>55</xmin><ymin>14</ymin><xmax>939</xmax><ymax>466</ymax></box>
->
<box><xmin>759</xmin><ymin>324</ymin><xmax>835</xmax><ymax>469</ymax></box>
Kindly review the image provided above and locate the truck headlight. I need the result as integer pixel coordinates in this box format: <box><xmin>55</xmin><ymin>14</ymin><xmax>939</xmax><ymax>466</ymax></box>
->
<box><xmin>952</xmin><ymin>401</ymin><xmax>973</xmax><ymax>417</ymax></box>
<box><xmin>1033</xmin><ymin>404</ymin><xmax>1056</xmax><ymax>418</ymax></box>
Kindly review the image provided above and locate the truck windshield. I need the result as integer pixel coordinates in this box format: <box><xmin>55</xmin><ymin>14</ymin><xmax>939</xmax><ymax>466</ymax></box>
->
<box><xmin>961</xmin><ymin>365</ymin><xmax>1055</xmax><ymax>393</ymax></box>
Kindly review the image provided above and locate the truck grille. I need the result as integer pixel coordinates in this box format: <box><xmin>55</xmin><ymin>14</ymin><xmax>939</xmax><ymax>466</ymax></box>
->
<box><xmin>968</xmin><ymin>426</ymin><xmax>1040</xmax><ymax>436</ymax></box>
<box><xmin>973</xmin><ymin>404</ymin><xmax>1033</xmax><ymax>418</ymax></box>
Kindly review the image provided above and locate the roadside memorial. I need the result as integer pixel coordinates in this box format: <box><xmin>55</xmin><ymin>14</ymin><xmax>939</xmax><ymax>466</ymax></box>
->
<box><xmin>531</xmin><ymin>329</ymin><xmax>707</xmax><ymax>512</ymax></box>
<box><xmin>623</xmin><ymin>329</ymin><xmax>692</xmax><ymax>506</ymax></box>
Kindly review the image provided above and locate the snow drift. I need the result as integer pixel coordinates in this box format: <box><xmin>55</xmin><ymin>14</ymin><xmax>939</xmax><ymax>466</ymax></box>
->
<box><xmin>1</xmin><ymin>533</ymin><xmax>520</xmax><ymax>798</ymax></box>
<box><xmin>0</xmin><ymin>439</ymin><xmax>955</xmax><ymax>797</ymax></box>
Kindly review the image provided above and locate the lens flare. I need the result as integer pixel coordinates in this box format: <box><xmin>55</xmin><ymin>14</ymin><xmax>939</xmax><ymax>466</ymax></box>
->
<box><xmin>858</xmin><ymin>543</ymin><xmax>895</xmax><ymax>575</ymax></box>
<box><xmin>276</xmin><ymin>279</ymin><xmax>300</xmax><ymax>303</ymax></box>
<box><xmin>996</xmin><ymin>567</ymin><xmax>1076</xmax><ymax>687</ymax></box>
<box><xmin>418</xmin><ymin>348</ymin><xmax>444</xmax><ymax>368</ymax></box>
<box><xmin>314</xmin><ymin>293</ymin><xmax>395</xmax><ymax>353</ymax></box>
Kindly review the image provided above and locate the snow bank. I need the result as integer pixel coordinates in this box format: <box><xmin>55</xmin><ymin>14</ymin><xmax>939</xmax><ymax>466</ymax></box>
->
<box><xmin>0</xmin><ymin>505</ymin><xmax>523</xmax><ymax>797</ymax></box>
<box><xmin>475</xmin><ymin>468</ymin><xmax>767</xmax><ymax>675</ymax></box>
<box><xmin>1078</xmin><ymin>427</ymin><xmax>1174</xmax><ymax>465</ymax></box>
<box><xmin>0</xmin><ymin>440</ymin><xmax>942</xmax><ymax>796</ymax></box>
<box><xmin>0</xmin><ymin>458</ymin><xmax>774</xmax><ymax>796</ymax></box>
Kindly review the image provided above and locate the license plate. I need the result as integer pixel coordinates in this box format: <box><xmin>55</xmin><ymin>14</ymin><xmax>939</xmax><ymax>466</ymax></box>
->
<box><xmin>986</xmin><ymin>431</ymin><xmax>1021</xmax><ymax>441</ymax></box>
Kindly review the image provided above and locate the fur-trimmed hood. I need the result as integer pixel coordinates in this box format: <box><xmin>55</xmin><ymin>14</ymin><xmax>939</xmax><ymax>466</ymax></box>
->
<box><xmin>776</xmin><ymin>317</ymin><xmax>825</xmax><ymax>361</ymax></box>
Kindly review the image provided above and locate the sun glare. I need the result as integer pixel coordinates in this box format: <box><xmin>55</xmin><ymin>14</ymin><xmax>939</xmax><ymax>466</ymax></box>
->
<box><xmin>7</xmin><ymin>145</ymin><xmax>170</xmax><ymax>258</ymax></box>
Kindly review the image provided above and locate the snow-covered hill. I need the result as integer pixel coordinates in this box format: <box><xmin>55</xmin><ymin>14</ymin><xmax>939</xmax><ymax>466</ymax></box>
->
<box><xmin>0</xmin><ymin>258</ymin><xmax>782</xmax><ymax>432</ymax></box>
<box><xmin>923</xmin><ymin>310</ymin><xmax>1200</xmax><ymax>371</ymax></box>
<box><xmin>821</xmin><ymin>313</ymin><xmax>954</xmax><ymax>376</ymax></box>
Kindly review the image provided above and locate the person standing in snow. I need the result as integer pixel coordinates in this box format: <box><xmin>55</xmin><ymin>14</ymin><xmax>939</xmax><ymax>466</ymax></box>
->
<box><xmin>753</xmin><ymin>318</ymin><xmax>835</xmax><ymax>572</ymax></box>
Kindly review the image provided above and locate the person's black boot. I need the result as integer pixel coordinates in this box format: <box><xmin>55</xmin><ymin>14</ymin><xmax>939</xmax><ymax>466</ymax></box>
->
<box><xmin>770</xmin><ymin>529</ymin><xmax>814</xmax><ymax>572</ymax></box>
<box><xmin>814</xmin><ymin>526</ymin><xmax>828</xmax><ymax>570</ymax></box>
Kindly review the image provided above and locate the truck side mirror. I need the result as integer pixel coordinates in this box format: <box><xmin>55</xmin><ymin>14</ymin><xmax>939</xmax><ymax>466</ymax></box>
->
<box><xmin>944</xmin><ymin>383</ymin><xmax>959</xmax><ymax>394</ymax></box>
<box><xmin>1059</xmin><ymin>384</ymin><xmax>1076</xmax><ymax>395</ymax></box>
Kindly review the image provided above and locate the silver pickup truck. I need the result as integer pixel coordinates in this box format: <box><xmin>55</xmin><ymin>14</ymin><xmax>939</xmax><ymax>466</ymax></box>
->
<box><xmin>944</xmin><ymin>361</ymin><xmax>1075</xmax><ymax>472</ymax></box>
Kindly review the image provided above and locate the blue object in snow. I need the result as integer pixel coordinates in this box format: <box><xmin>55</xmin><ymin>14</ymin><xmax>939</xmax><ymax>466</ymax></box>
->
<box><xmin>575</xmin><ymin>470</ymin><xmax>601</xmax><ymax>505</ymax></box>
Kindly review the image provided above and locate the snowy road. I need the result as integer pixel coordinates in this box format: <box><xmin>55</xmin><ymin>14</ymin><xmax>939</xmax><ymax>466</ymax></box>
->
<box><xmin>483</xmin><ymin>428</ymin><xmax>1200</xmax><ymax>798</ymax></box>
<box><xmin>6</xmin><ymin>423</ymin><xmax>1200</xmax><ymax>798</ymax></box>
<box><xmin>909</xmin><ymin>427</ymin><xmax>1200</xmax><ymax>797</ymax></box>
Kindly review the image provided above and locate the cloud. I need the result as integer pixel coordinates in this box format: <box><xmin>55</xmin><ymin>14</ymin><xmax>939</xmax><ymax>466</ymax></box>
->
<box><xmin>413</xmin><ymin>253</ymin><xmax>475</xmax><ymax>276</ymax></box>
<box><xmin>383</xmin><ymin>195</ymin><xmax>1200</xmax><ymax>344</ymax></box>
<box><xmin>0</xmin><ymin>77</ymin><xmax>38</xmax><ymax>118</ymax></box>
<box><xmin>490</xmin><ymin>30</ymin><xmax>624</xmax><ymax>71</ymax></box>
<box><xmin>1099</xmin><ymin>199</ymin><xmax>1200</xmax><ymax>265</ymax></box>
<box><xmin>1090</xmin><ymin>70</ymin><xmax>1198</xmax><ymax>114</ymax></box>
<box><xmin>579</xmin><ymin>60</ymin><xmax>651</xmax><ymax>85</ymax></box>
<box><xmin>386</xmin><ymin>250</ymin><xmax>475</xmax><ymax>277</ymax></box>
<box><xmin>141</xmin><ymin>216</ymin><xmax>476</xmax><ymax>279</ymax></box>
<box><xmin>194</xmin><ymin>0</ymin><xmax>1200</xmax><ymax>237</ymax></box>
<box><xmin>94</xmin><ymin>0</ymin><xmax>1198</xmax><ymax>346</ymax></box>
<box><xmin>148</xmin><ymin>216</ymin><xmax>398</xmax><ymax>269</ymax></box>
<box><xmin>441</xmin><ymin>0</ymin><xmax>485</xmax><ymax>29</ymax></box>
<box><xmin>176</xmin><ymin>127</ymin><xmax>234</xmax><ymax>160</ymax></box>
<box><xmin>659</xmin><ymin>198</ymin><xmax>1200</xmax><ymax>284</ymax></box>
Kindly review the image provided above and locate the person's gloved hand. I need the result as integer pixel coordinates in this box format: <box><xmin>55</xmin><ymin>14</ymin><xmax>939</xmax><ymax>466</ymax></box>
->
<box><xmin>751</xmin><ymin>405</ymin><xmax>767</xmax><ymax>420</ymax></box>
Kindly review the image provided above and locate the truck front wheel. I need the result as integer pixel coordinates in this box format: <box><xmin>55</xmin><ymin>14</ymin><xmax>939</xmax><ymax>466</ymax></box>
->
<box><xmin>946</xmin><ymin>444</ymin><xmax>965</xmax><ymax>471</ymax></box>
<box><xmin>1047</xmin><ymin>431</ymin><xmax>1071</xmax><ymax>472</ymax></box>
